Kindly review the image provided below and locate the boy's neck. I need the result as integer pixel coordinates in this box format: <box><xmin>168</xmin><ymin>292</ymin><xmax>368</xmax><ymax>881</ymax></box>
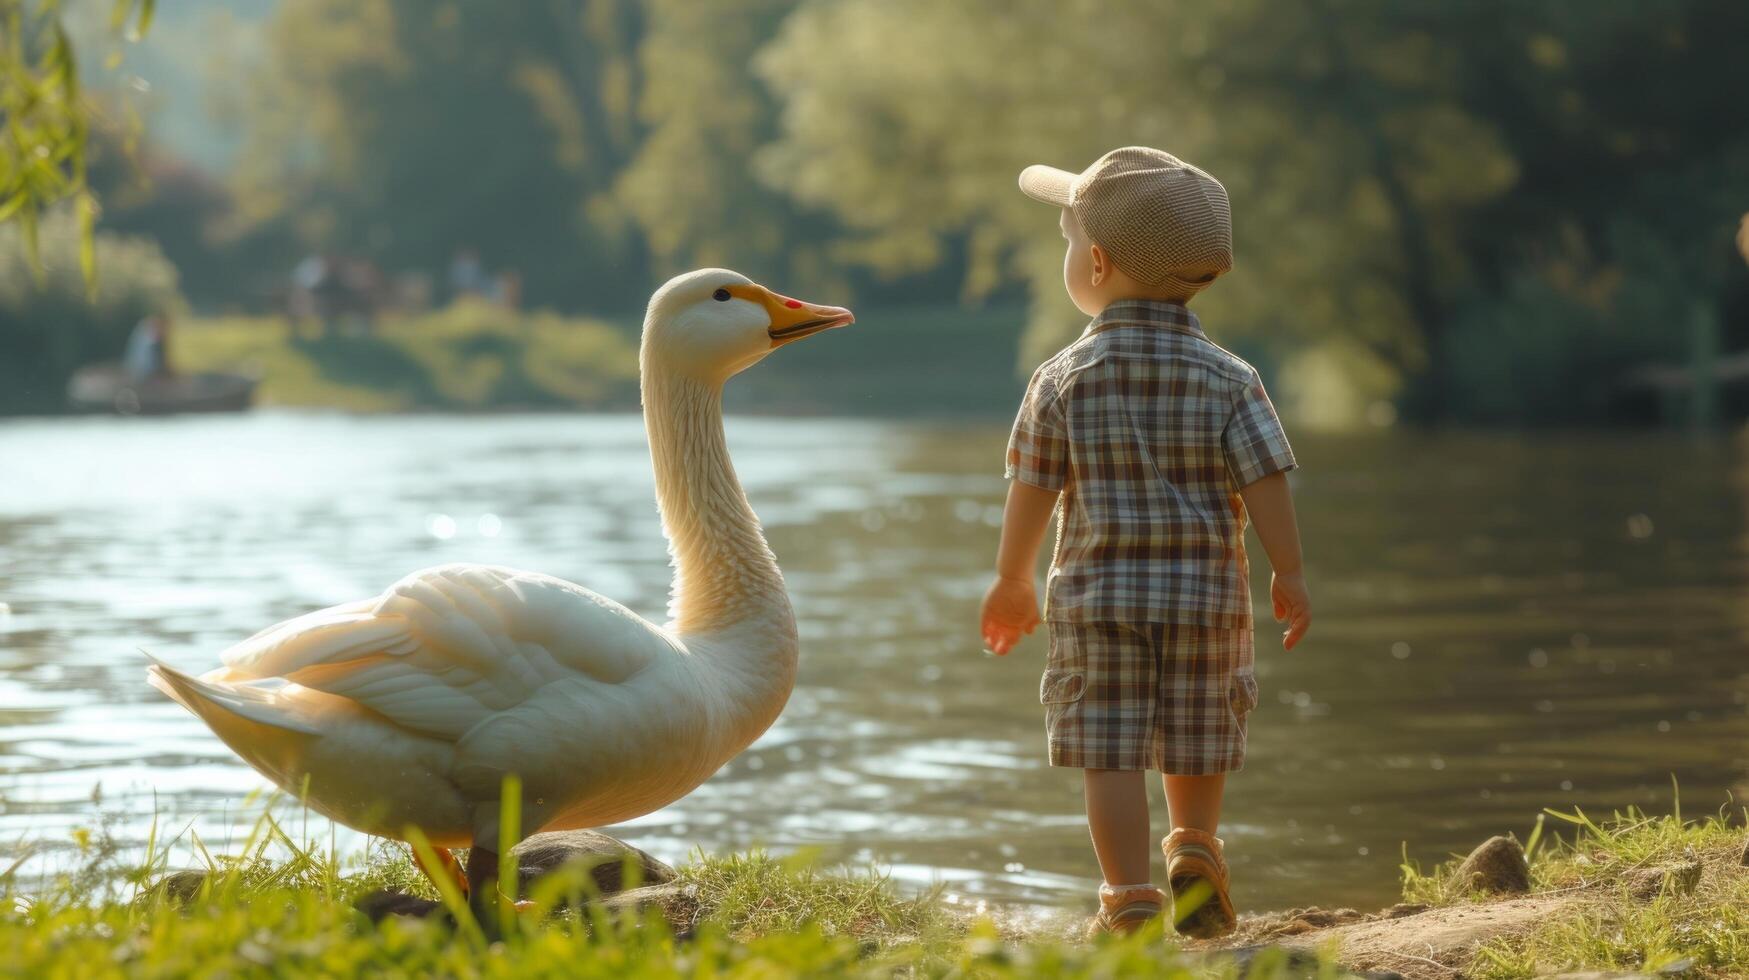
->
<box><xmin>1099</xmin><ymin>294</ymin><xmax>1193</xmax><ymax>312</ymax></box>
<box><xmin>1087</xmin><ymin>297</ymin><xmax>1207</xmax><ymax>338</ymax></box>
<box><xmin>1088</xmin><ymin>275</ymin><xmax>1194</xmax><ymax>311</ymax></box>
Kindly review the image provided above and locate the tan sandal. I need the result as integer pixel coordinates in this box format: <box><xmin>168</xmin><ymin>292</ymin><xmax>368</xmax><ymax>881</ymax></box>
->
<box><xmin>1085</xmin><ymin>883</ymin><xmax>1165</xmax><ymax>937</ymax></box>
<box><xmin>1162</xmin><ymin>828</ymin><xmax>1236</xmax><ymax>939</ymax></box>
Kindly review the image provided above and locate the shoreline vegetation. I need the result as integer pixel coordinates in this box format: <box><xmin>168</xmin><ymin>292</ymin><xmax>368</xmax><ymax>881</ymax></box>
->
<box><xmin>166</xmin><ymin>301</ymin><xmax>1026</xmax><ymax>417</ymax></box>
<box><xmin>4</xmin><ymin>800</ymin><xmax>1744</xmax><ymax>978</ymax></box>
<box><xmin>173</xmin><ymin>302</ymin><xmax>642</xmax><ymax>414</ymax></box>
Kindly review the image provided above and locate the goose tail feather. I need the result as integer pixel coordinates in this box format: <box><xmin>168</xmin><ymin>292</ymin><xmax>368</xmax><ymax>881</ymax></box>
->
<box><xmin>146</xmin><ymin>654</ymin><xmax>323</xmax><ymax>736</ymax></box>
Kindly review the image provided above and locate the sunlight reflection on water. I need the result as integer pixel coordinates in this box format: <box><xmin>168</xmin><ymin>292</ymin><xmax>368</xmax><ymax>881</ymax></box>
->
<box><xmin>1</xmin><ymin>413</ymin><xmax>1745</xmax><ymax>912</ymax></box>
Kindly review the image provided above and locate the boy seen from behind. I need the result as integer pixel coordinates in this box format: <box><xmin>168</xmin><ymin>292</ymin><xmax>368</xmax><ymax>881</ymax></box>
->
<box><xmin>980</xmin><ymin>147</ymin><xmax>1310</xmax><ymax>939</ymax></box>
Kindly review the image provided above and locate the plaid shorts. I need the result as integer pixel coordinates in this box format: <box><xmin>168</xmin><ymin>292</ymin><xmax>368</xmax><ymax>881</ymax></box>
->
<box><xmin>1041</xmin><ymin>622</ymin><xmax>1258</xmax><ymax>775</ymax></box>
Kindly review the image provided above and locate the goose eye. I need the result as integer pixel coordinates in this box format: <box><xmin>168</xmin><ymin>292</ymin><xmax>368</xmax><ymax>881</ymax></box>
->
<box><xmin>712</xmin><ymin>288</ymin><xmax>732</xmax><ymax>302</ymax></box>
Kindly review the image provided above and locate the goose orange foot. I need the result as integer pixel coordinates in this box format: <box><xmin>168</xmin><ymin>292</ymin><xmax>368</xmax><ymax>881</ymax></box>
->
<box><xmin>412</xmin><ymin>846</ymin><xmax>536</xmax><ymax>914</ymax></box>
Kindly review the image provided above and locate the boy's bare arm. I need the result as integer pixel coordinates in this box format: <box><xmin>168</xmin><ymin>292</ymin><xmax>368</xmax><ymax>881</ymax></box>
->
<box><xmin>1238</xmin><ymin>472</ymin><xmax>1311</xmax><ymax>650</ymax></box>
<box><xmin>980</xmin><ymin>480</ymin><xmax>1059</xmax><ymax>655</ymax></box>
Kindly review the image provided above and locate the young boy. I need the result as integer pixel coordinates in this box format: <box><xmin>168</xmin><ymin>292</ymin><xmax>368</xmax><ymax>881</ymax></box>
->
<box><xmin>980</xmin><ymin>147</ymin><xmax>1310</xmax><ymax>938</ymax></box>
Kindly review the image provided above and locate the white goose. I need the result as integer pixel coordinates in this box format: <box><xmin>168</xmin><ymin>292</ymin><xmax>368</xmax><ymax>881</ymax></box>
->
<box><xmin>148</xmin><ymin>269</ymin><xmax>853</xmax><ymax>909</ymax></box>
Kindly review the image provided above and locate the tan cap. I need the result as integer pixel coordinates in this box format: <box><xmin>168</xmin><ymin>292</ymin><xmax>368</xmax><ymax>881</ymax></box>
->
<box><xmin>1019</xmin><ymin>146</ymin><xmax>1232</xmax><ymax>296</ymax></box>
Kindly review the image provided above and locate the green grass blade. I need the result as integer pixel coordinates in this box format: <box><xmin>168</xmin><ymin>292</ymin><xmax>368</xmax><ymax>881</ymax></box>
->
<box><xmin>405</xmin><ymin>826</ymin><xmax>484</xmax><ymax>948</ymax></box>
<box><xmin>188</xmin><ymin>827</ymin><xmax>213</xmax><ymax>871</ymax></box>
<box><xmin>132</xmin><ymin>809</ymin><xmax>159</xmax><ymax>901</ymax></box>
<box><xmin>498</xmin><ymin>774</ymin><xmax>521</xmax><ymax>939</ymax></box>
<box><xmin>75</xmin><ymin>191</ymin><xmax>94</xmax><ymax>296</ymax></box>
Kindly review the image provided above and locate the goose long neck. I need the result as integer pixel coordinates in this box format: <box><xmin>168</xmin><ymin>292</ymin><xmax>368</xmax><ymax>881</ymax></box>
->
<box><xmin>642</xmin><ymin>369</ymin><xmax>791</xmax><ymax>637</ymax></box>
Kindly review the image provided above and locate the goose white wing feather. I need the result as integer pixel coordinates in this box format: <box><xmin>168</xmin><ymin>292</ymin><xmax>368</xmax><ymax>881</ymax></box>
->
<box><xmin>216</xmin><ymin>564</ymin><xmax>668</xmax><ymax>742</ymax></box>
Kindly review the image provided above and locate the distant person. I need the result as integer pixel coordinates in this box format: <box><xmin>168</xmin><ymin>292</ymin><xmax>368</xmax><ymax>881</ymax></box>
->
<box><xmin>123</xmin><ymin>314</ymin><xmax>172</xmax><ymax>381</ymax></box>
<box><xmin>289</xmin><ymin>253</ymin><xmax>324</xmax><ymax>330</ymax></box>
<box><xmin>492</xmin><ymin>269</ymin><xmax>522</xmax><ymax>310</ymax></box>
<box><xmin>292</xmin><ymin>253</ymin><xmax>325</xmax><ymax>295</ymax></box>
<box><xmin>448</xmin><ymin>247</ymin><xmax>491</xmax><ymax>300</ymax></box>
<box><xmin>291</xmin><ymin>253</ymin><xmax>349</xmax><ymax>337</ymax></box>
<box><xmin>339</xmin><ymin>257</ymin><xmax>384</xmax><ymax>332</ymax></box>
<box><xmin>309</xmin><ymin>253</ymin><xmax>351</xmax><ymax>337</ymax></box>
<box><xmin>979</xmin><ymin>148</ymin><xmax>1309</xmax><ymax>938</ymax></box>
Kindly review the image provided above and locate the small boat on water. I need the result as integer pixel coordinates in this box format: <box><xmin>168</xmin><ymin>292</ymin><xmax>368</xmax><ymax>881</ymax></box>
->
<box><xmin>67</xmin><ymin>364</ymin><xmax>258</xmax><ymax>415</ymax></box>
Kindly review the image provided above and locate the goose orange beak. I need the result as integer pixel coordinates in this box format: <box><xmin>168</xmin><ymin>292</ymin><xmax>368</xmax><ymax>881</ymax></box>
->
<box><xmin>726</xmin><ymin>284</ymin><xmax>855</xmax><ymax>347</ymax></box>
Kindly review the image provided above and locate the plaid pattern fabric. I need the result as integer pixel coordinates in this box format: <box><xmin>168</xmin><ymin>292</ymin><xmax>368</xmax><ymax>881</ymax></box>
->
<box><xmin>1042</xmin><ymin>621</ymin><xmax>1257</xmax><ymax>774</ymax></box>
<box><xmin>1006</xmin><ymin>300</ymin><xmax>1296</xmax><ymax>628</ymax></box>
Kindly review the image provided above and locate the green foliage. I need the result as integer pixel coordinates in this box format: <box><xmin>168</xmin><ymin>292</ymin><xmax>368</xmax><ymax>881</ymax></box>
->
<box><xmin>173</xmin><ymin>302</ymin><xmax>640</xmax><ymax>412</ymax></box>
<box><xmin>613</xmin><ymin>0</ymin><xmax>839</xmax><ymax>293</ymax></box>
<box><xmin>0</xmin><ymin>205</ymin><xmax>180</xmax><ymax>413</ymax></box>
<box><xmin>0</xmin><ymin>0</ymin><xmax>152</xmax><ymax>284</ymax></box>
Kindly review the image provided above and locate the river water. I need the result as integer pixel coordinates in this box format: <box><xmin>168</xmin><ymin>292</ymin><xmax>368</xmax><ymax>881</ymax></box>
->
<box><xmin>1</xmin><ymin>412</ymin><xmax>1745</xmax><ymax>914</ymax></box>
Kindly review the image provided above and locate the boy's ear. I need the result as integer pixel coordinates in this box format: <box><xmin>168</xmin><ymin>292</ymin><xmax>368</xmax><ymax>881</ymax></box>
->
<box><xmin>1089</xmin><ymin>242</ymin><xmax>1110</xmax><ymax>287</ymax></box>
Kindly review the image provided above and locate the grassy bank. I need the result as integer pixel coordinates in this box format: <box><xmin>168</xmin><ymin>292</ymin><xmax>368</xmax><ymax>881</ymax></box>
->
<box><xmin>16</xmin><ymin>800</ymin><xmax>1735</xmax><ymax>977</ymax></box>
<box><xmin>1397</xmin><ymin>801</ymin><xmax>1749</xmax><ymax>978</ymax></box>
<box><xmin>3</xmin><ymin>821</ymin><xmax>1316</xmax><ymax>979</ymax></box>
<box><xmin>171</xmin><ymin>302</ymin><xmax>1026</xmax><ymax>415</ymax></box>
<box><xmin>173</xmin><ymin>302</ymin><xmax>641</xmax><ymax>412</ymax></box>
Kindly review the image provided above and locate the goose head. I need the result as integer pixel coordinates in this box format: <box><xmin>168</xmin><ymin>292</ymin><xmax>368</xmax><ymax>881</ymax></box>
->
<box><xmin>642</xmin><ymin>268</ymin><xmax>854</xmax><ymax>383</ymax></box>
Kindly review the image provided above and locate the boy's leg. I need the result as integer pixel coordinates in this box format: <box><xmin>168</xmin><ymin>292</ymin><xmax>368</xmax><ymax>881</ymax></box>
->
<box><xmin>1084</xmin><ymin>768</ymin><xmax>1153</xmax><ymax>886</ymax></box>
<box><xmin>1153</xmin><ymin>621</ymin><xmax>1247</xmax><ymax>938</ymax></box>
<box><xmin>1162</xmin><ymin>773</ymin><xmax>1224</xmax><ymax>834</ymax></box>
<box><xmin>1161</xmin><ymin>774</ymin><xmax>1234</xmax><ymax>938</ymax></box>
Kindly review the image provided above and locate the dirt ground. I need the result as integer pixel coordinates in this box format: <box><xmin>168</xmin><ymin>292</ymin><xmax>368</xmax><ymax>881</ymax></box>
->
<box><xmin>1178</xmin><ymin>833</ymin><xmax>1740</xmax><ymax>980</ymax></box>
<box><xmin>1204</xmin><ymin>895</ymin><xmax>1585</xmax><ymax>979</ymax></box>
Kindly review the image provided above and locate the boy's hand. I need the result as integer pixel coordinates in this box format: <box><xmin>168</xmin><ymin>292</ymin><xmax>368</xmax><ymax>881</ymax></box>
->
<box><xmin>980</xmin><ymin>575</ymin><xmax>1040</xmax><ymax>656</ymax></box>
<box><xmin>1271</xmin><ymin>571</ymin><xmax>1311</xmax><ymax>650</ymax></box>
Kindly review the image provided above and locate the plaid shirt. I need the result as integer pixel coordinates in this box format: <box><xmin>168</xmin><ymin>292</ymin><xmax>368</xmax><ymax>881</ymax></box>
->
<box><xmin>1005</xmin><ymin>301</ymin><xmax>1297</xmax><ymax>628</ymax></box>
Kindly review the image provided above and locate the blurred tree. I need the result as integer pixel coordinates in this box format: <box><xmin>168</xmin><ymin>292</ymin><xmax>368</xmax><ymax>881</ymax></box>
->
<box><xmin>87</xmin><ymin>128</ymin><xmax>302</xmax><ymax>311</ymax></box>
<box><xmin>757</xmin><ymin>0</ymin><xmax>1085</xmax><ymax>321</ymax></box>
<box><xmin>229</xmin><ymin>0</ymin><xmax>649</xmax><ymax>309</ymax></box>
<box><xmin>1434</xmin><ymin>0</ymin><xmax>1749</xmax><ymax>423</ymax></box>
<box><xmin>613</xmin><ymin>0</ymin><xmax>843</xmax><ymax>292</ymax></box>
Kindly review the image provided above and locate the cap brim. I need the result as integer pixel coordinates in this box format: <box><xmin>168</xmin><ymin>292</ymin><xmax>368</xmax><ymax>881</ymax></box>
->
<box><xmin>1018</xmin><ymin>164</ymin><xmax>1075</xmax><ymax>207</ymax></box>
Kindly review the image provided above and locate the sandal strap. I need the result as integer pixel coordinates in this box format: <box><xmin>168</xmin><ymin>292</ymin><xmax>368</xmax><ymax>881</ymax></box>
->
<box><xmin>1162</xmin><ymin>830</ymin><xmax>1229</xmax><ymax>878</ymax></box>
<box><xmin>1089</xmin><ymin>884</ymin><xmax>1164</xmax><ymax>936</ymax></box>
<box><xmin>1098</xmin><ymin>882</ymin><xmax>1165</xmax><ymax>900</ymax></box>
